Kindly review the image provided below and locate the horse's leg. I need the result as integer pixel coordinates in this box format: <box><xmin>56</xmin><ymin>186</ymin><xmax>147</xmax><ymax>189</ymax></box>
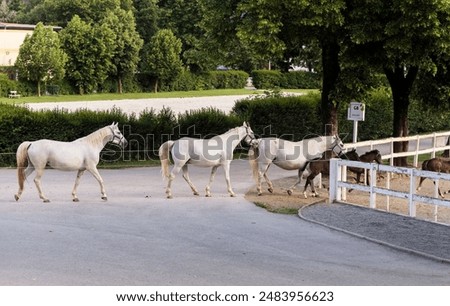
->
<box><xmin>87</xmin><ymin>167</ymin><xmax>107</xmax><ymax>200</ymax></box>
<box><xmin>303</xmin><ymin>176</ymin><xmax>311</xmax><ymax>199</ymax></box>
<box><xmin>309</xmin><ymin>174</ymin><xmax>319</xmax><ymax>197</ymax></box>
<box><xmin>257</xmin><ymin>163</ymin><xmax>272</xmax><ymax>195</ymax></box>
<box><xmin>15</xmin><ymin>165</ymin><xmax>34</xmax><ymax>201</ymax></box>
<box><xmin>181</xmin><ymin>164</ymin><xmax>199</xmax><ymax>196</ymax></box>
<box><xmin>33</xmin><ymin>168</ymin><xmax>50</xmax><ymax>203</ymax></box>
<box><xmin>416</xmin><ymin>176</ymin><xmax>426</xmax><ymax>191</ymax></box>
<box><xmin>71</xmin><ymin>169</ymin><xmax>85</xmax><ymax>202</ymax></box>
<box><xmin>287</xmin><ymin>168</ymin><xmax>304</xmax><ymax>196</ymax></box>
<box><xmin>222</xmin><ymin>162</ymin><xmax>236</xmax><ymax>197</ymax></box>
<box><xmin>205</xmin><ymin>165</ymin><xmax>219</xmax><ymax>197</ymax></box>
<box><xmin>166</xmin><ymin>163</ymin><xmax>184</xmax><ymax>199</ymax></box>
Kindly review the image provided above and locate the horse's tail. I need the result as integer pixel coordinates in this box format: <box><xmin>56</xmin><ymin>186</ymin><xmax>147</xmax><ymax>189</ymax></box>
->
<box><xmin>16</xmin><ymin>141</ymin><xmax>32</xmax><ymax>192</ymax></box>
<box><xmin>248</xmin><ymin>143</ymin><xmax>260</xmax><ymax>181</ymax></box>
<box><xmin>159</xmin><ymin>140</ymin><xmax>175</xmax><ymax>179</ymax></box>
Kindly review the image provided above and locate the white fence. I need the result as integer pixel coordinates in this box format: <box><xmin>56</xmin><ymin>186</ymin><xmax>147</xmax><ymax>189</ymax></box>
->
<box><xmin>343</xmin><ymin>130</ymin><xmax>450</xmax><ymax>167</ymax></box>
<box><xmin>328</xmin><ymin>158</ymin><xmax>450</xmax><ymax>223</ymax></box>
<box><xmin>326</xmin><ymin>130</ymin><xmax>450</xmax><ymax>224</ymax></box>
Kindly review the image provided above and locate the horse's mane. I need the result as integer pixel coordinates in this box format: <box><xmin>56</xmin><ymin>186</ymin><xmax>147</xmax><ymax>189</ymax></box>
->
<box><xmin>79</xmin><ymin>126</ymin><xmax>110</xmax><ymax>145</ymax></box>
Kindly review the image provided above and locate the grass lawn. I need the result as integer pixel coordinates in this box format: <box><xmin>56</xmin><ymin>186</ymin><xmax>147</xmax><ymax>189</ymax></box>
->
<box><xmin>0</xmin><ymin>88</ymin><xmax>318</xmax><ymax>104</ymax></box>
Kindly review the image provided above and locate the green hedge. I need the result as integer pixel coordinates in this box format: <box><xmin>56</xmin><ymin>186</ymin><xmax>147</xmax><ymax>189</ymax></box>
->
<box><xmin>251</xmin><ymin>70</ymin><xmax>320</xmax><ymax>89</ymax></box>
<box><xmin>232</xmin><ymin>93</ymin><xmax>323</xmax><ymax>141</ymax></box>
<box><xmin>143</xmin><ymin>70</ymin><xmax>249</xmax><ymax>92</ymax></box>
<box><xmin>0</xmin><ymin>104</ymin><xmax>247</xmax><ymax>166</ymax></box>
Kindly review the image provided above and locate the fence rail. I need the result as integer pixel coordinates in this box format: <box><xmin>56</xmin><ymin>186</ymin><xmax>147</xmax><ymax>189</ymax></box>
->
<box><xmin>343</xmin><ymin>130</ymin><xmax>450</xmax><ymax>166</ymax></box>
<box><xmin>329</xmin><ymin>158</ymin><xmax>450</xmax><ymax>223</ymax></box>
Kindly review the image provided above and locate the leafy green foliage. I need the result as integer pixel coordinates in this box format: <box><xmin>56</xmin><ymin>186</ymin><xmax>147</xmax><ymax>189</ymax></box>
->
<box><xmin>60</xmin><ymin>15</ymin><xmax>116</xmax><ymax>94</ymax></box>
<box><xmin>15</xmin><ymin>22</ymin><xmax>67</xmax><ymax>96</ymax></box>
<box><xmin>251</xmin><ymin>70</ymin><xmax>320</xmax><ymax>90</ymax></box>
<box><xmin>140</xmin><ymin>29</ymin><xmax>183</xmax><ymax>92</ymax></box>
<box><xmin>232</xmin><ymin>93</ymin><xmax>323</xmax><ymax>141</ymax></box>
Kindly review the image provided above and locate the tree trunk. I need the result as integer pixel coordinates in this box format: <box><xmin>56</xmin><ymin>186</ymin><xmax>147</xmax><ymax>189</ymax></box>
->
<box><xmin>384</xmin><ymin>65</ymin><xmax>419</xmax><ymax>166</ymax></box>
<box><xmin>154</xmin><ymin>79</ymin><xmax>159</xmax><ymax>93</ymax></box>
<box><xmin>118</xmin><ymin>77</ymin><xmax>123</xmax><ymax>94</ymax></box>
<box><xmin>37</xmin><ymin>81</ymin><xmax>41</xmax><ymax>97</ymax></box>
<box><xmin>320</xmin><ymin>37</ymin><xmax>341</xmax><ymax>136</ymax></box>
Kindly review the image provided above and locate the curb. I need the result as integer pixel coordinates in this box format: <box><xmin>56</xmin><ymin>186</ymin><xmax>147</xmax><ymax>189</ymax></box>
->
<box><xmin>298</xmin><ymin>202</ymin><xmax>450</xmax><ymax>264</ymax></box>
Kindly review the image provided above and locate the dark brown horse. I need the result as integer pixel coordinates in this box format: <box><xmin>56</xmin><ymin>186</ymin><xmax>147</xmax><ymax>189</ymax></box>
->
<box><xmin>416</xmin><ymin>157</ymin><xmax>450</xmax><ymax>197</ymax></box>
<box><xmin>301</xmin><ymin>149</ymin><xmax>383</xmax><ymax>198</ymax></box>
<box><xmin>340</xmin><ymin>149</ymin><xmax>382</xmax><ymax>185</ymax></box>
<box><xmin>301</xmin><ymin>150</ymin><xmax>337</xmax><ymax>198</ymax></box>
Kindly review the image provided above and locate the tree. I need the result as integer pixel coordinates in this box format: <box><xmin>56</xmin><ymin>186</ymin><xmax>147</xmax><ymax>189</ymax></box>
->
<box><xmin>347</xmin><ymin>0</ymin><xmax>450</xmax><ymax>165</ymax></box>
<box><xmin>203</xmin><ymin>0</ymin><xmax>348</xmax><ymax>135</ymax></box>
<box><xmin>132</xmin><ymin>0</ymin><xmax>159</xmax><ymax>44</ymax></box>
<box><xmin>141</xmin><ymin>29</ymin><xmax>183</xmax><ymax>92</ymax></box>
<box><xmin>15</xmin><ymin>22</ymin><xmax>67</xmax><ymax>96</ymax></box>
<box><xmin>60</xmin><ymin>15</ymin><xmax>116</xmax><ymax>94</ymax></box>
<box><xmin>104</xmin><ymin>9</ymin><xmax>143</xmax><ymax>93</ymax></box>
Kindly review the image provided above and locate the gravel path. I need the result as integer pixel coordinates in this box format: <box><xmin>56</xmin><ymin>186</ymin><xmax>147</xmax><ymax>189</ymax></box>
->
<box><xmin>299</xmin><ymin>202</ymin><xmax>450</xmax><ymax>263</ymax></box>
<box><xmin>25</xmin><ymin>95</ymin><xmax>255</xmax><ymax>116</ymax></box>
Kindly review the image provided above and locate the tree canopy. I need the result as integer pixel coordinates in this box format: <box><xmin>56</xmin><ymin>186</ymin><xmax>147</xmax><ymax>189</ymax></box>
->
<box><xmin>15</xmin><ymin>22</ymin><xmax>67</xmax><ymax>96</ymax></box>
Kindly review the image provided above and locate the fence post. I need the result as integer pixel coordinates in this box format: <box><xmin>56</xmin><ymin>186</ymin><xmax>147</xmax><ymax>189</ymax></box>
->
<box><xmin>369</xmin><ymin>163</ymin><xmax>377</xmax><ymax>209</ymax></box>
<box><xmin>329</xmin><ymin>158</ymin><xmax>339</xmax><ymax>203</ymax></box>
<box><xmin>409</xmin><ymin>168</ymin><xmax>416</xmax><ymax>217</ymax></box>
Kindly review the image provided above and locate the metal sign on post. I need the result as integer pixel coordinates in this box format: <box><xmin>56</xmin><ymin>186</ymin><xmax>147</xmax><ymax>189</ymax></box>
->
<box><xmin>347</xmin><ymin>102</ymin><xmax>365</xmax><ymax>143</ymax></box>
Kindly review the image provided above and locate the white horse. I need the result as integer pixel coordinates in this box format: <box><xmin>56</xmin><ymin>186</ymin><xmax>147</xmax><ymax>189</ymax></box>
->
<box><xmin>15</xmin><ymin>122</ymin><xmax>128</xmax><ymax>202</ymax></box>
<box><xmin>159</xmin><ymin>122</ymin><xmax>255</xmax><ymax>198</ymax></box>
<box><xmin>249</xmin><ymin>135</ymin><xmax>344</xmax><ymax>196</ymax></box>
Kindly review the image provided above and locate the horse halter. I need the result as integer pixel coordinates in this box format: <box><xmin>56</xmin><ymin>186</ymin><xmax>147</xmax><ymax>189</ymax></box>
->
<box><xmin>243</xmin><ymin>125</ymin><xmax>256</xmax><ymax>144</ymax></box>
<box><xmin>109</xmin><ymin>127</ymin><xmax>126</xmax><ymax>146</ymax></box>
<box><xmin>330</xmin><ymin>136</ymin><xmax>344</xmax><ymax>155</ymax></box>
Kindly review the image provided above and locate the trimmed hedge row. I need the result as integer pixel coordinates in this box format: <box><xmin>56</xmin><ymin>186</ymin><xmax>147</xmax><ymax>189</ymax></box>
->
<box><xmin>1</xmin><ymin>89</ymin><xmax>449</xmax><ymax>167</ymax></box>
<box><xmin>139</xmin><ymin>70</ymin><xmax>249</xmax><ymax>92</ymax></box>
<box><xmin>251</xmin><ymin>70</ymin><xmax>321</xmax><ymax>89</ymax></box>
<box><xmin>0</xmin><ymin>104</ymin><xmax>242</xmax><ymax>166</ymax></box>
<box><xmin>232</xmin><ymin>93</ymin><xmax>323</xmax><ymax>141</ymax></box>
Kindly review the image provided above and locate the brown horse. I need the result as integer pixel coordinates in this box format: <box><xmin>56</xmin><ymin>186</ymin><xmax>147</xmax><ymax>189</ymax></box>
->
<box><xmin>416</xmin><ymin>157</ymin><xmax>450</xmax><ymax>197</ymax></box>
<box><xmin>340</xmin><ymin>149</ymin><xmax>382</xmax><ymax>185</ymax></box>
<box><xmin>301</xmin><ymin>150</ymin><xmax>337</xmax><ymax>198</ymax></box>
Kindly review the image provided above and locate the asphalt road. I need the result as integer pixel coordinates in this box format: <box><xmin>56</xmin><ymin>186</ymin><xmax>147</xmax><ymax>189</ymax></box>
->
<box><xmin>0</xmin><ymin>160</ymin><xmax>449</xmax><ymax>285</ymax></box>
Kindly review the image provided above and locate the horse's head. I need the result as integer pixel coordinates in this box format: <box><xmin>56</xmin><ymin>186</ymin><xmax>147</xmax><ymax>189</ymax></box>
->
<box><xmin>330</xmin><ymin>134</ymin><xmax>344</xmax><ymax>154</ymax></box>
<box><xmin>242</xmin><ymin>121</ymin><xmax>256</xmax><ymax>145</ymax></box>
<box><xmin>109</xmin><ymin>122</ymin><xmax>128</xmax><ymax>148</ymax></box>
<box><xmin>339</xmin><ymin>148</ymin><xmax>360</xmax><ymax>161</ymax></box>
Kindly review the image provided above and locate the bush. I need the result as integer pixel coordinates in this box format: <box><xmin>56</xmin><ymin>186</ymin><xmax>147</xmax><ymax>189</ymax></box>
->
<box><xmin>0</xmin><ymin>73</ymin><xmax>18</xmax><ymax>97</ymax></box>
<box><xmin>177</xmin><ymin>107</ymin><xmax>242</xmax><ymax>138</ymax></box>
<box><xmin>251</xmin><ymin>70</ymin><xmax>282</xmax><ymax>89</ymax></box>
<box><xmin>281</xmin><ymin>71</ymin><xmax>321</xmax><ymax>89</ymax></box>
<box><xmin>232</xmin><ymin>92</ymin><xmax>323</xmax><ymax>141</ymax></box>
<box><xmin>251</xmin><ymin>70</ymin><xmax>321</xmax><ymax>89</ymax></box>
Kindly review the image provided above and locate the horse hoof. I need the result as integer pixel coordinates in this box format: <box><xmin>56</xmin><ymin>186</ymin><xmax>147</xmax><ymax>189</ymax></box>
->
<box><xmin>268</xmin><ymin>188</ymin><xmax>274</xmax><ymax>193</ymax></box>
<box><xmin>101</xmin><ymin>196</ymin><xmax>108</xmax><ymax>201</ymax></box>
<box><xmin>43</xmin><ymin>199</ymin><xmax>50</xmax><ymax>203</ymax></box>
<box><xmin>230</xmin><ymin>194</ymin><xmax>236</xmax><ymax>197</ymax></box>
<box><xmin>73</xmin><ymin>198</ymin><xmax>80</xmax><ymax>202</ymax></box>
<box><xmin>14</xmin><ymin>194</ymin><xmax>19</xmax><ymax>201</ymax></box>
<box><xmin>193</xmin><ymin>192</ymin><xmax>199</xmax><ymax>196</ymax></box>
<box><xmin>166</xmin><ymin>195</ymin><xmax>173</xmax><ymax>199</ymax></box>
<box><xmin>287</xmin><ymin>190</ymin><xmax>292</xmax><ymax>196</ymax></box>
<box><xmin>205</xmin><ymin>194</ymin><xmax>211</xmax><ymax>197</ymax></box>
<box><xmin>303</xmin><ymin>193</ymin><xmax>307</xmax><ymax>199</ymax></box>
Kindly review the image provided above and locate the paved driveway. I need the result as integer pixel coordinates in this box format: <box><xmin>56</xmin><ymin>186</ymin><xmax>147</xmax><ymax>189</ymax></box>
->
<box><xmin>0</xmin><ymin>161</ymin><xmax>449</xmax><ymax>285</ymax></box>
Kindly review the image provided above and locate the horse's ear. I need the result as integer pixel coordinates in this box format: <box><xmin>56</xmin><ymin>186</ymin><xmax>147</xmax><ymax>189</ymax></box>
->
<box><xmin>243</xmin><ymin>121</ymin><xmax>248</xmax><ymax>127</ymax></box>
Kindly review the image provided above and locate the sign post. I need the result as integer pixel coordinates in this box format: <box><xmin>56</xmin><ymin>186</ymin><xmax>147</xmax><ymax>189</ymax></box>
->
<box><xmin>347</xmin><ymin>102</ymin><xmax>365</xmax><ymax>143</ymax></box>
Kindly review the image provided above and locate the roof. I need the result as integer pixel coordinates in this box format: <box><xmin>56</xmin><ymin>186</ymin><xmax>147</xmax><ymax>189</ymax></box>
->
<box><xmin>0</xmin><ymin>22</ymin><xmax>62</xmax><ymax>31</ymax></box>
